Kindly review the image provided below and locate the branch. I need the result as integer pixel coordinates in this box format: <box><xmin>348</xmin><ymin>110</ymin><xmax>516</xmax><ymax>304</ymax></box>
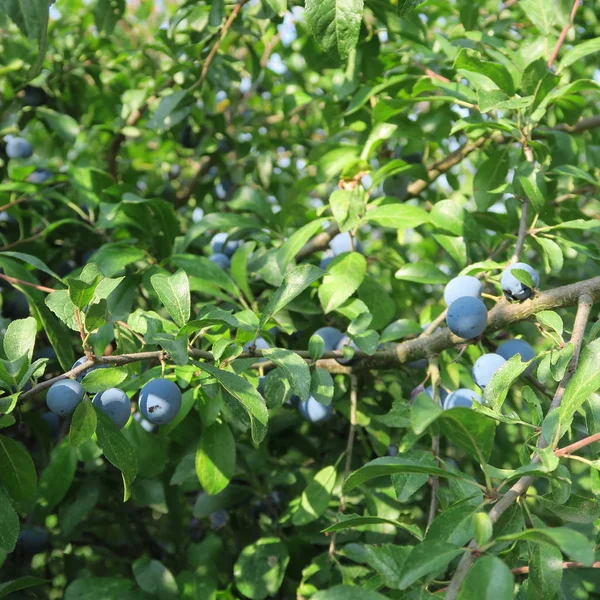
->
<box><xmin>512</xmin><ymin>561</ymin><xmax>600</xmax><ymax>576</ymax></box>
<box><xmin>14</xmin><ymin>278</ymin><xmax>600</xmax><ymax>403</ymax></box>
<box><xmin>295</xmin><ymin>115</ymin><xmax>600</xmax><ymax>261</ymax></box>
<box><xmin>445</xmin><ymin>293</ymin><xmax>594</xmax><ymax>599</ymax></box>
<box><xmin>0</xmin><ymin>274</ymin><xmax>54</xmax><ymax>294</ymax></box>
<box><xmin>329</xmin><ymin>373</ymin><xmax>359</xmax><ymax>557</ymax></box>
<box><xmin>556</xmin><ymin>431</ymin><xmax>600</xmax><ymax>458</ymax></box>
<box><xmin>548</xmin><ymin>0</ymin><xmax>582</xmax><ymax>69</ymax></box>
<box><xmin>189</xmin><ymin>0</ymin><xmax>247</xmax><ymax>92</ymax></box>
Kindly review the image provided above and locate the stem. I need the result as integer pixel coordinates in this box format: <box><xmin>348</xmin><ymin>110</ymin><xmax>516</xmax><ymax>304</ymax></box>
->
<box><xmin>555</xmin><ymin>431</ymin><xmax>600</xmax><ymax>457</ymax></box>
<box><xmin>547</xmin><ymin>0</ymin><xmax>582</xmax><ymax>69</ymax></box>
<box><xmin>427</xmin><ymin>360</ymin><xmax>441</xmax><ymax>531</ymax></box>
<box><xmin>329</xmin><ymin>374</ymin><xmax>359</xmax><ymax>557</ymax></box>
<box><xmin>0</xmin><ymin>274</ymin><xmax>55</xmax><ymax>294</ymax></box>
<box><xmin>445</xmin><ymin>293</ymin><xmax>594</xmax><ymax>599</ymax></box>
<box><xmin>510</xmin><ymin>198</ymin><xmax>530</xmax><ymax>264</ymax></box>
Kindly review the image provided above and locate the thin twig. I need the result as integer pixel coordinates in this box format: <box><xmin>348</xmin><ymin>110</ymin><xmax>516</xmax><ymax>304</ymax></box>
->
<box><xmin>445</xmin><ymin>293</ymin><xmax>594</xmax><ymax>599</ymax></box>
<box><xmin>548</xmin><ymin>0</ymin><xmax>582</xmax><ymax>69</ymax></box>
<box><xmin>510</xmin><ymin>198</ymin><xmax>530</xmax><ymax>264</ymax></box>
<box><xmin>556</xmin><ymin>431</ymin><xmax>600</xmax><ymax>457</ymax></box>
<box><xmin>189</xmin><ymin>0</ymin><xmax>247</xmax><ymax>92</ymax></box>
<box><xmin>329</xmin><ymin>373</ymin><xmax>359</xmax><ymax>557</ymax></box>
<box><xmin>427</xmin><ymin>360</ymin><xmax>441</xmax><ymax>531</ymax></box>
<box><xmin>0</xmin><ymin>274</ymin><xmax>55</xmax><ymax>294</ymax></box>
<box><xmin>0</xmin><ymin>197</ymin><xmax>27</xmax><ymax>212</ymax></box>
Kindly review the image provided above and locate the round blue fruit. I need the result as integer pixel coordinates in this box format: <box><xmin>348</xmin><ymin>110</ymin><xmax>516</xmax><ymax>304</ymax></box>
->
<box><xmin>46</xmin><ymin>379</ymin><xmax>85</xmax><ymax>416</ymax></box>
<box><xmin>501</xmin><ymin>262</ymin><xmax>539</xmax><ymax>301</ymax></box>
<box><xmin>387</xmin><ymin>445</ymin><xmax>399</xmax><ymax>457</ymax></box>
<box><xmin>209</xmin><ymin>253</ymin><xmax>230</xmax><ymax>269</ymax></box>
<box><xmin>139</xmin><ymin>378</ymin><xmax>182</xmax><ymax>425</ymax></box>
<box><xmin>329</xmin><ymin>232</ymin><xmax>364</xmax><ymax>255</ymax></box>
<box><xmin>27</xmin><ymin>168</ymin><xmax>53</xmax><ymax>184</ymax></box>
<box><xmin>299</xmin><ymin>396</ymin><xmax>333</xmax><ymax>423</ymax></box>
<box><xmin>444</xmin><ymin>275</ymin><xmax>483</xmax><ymax>306</ymax></box>
<box><xmin>6</xmin><ymin>137</ymin><xmax>33</xmax><ymax>159</ymax></box>
<box><xmin>312</xmin><ymin>327</ymin><xmax>343</xmax><ymax>352</ymax></box>
<box><xmin>210</xmin><ymin>232</ymin><xmax>240</xmax><ymax>257</ymax></box>
<box><xmin>425</xmin><ymin>385</ymin><xmax>449</xmax><ymax>404</ymax></box>
<box><xmin>446</xmin><ymin>296</ymin><xmax>488</xmax><ymax>339</ymax></box>
<box><xmin>335</xmin><ymin>335</ymin><xmax>359</xmax><ymax>365</ymax></box>
<box><xmin>496</xmin><ymin>339</ymin><xmax>536</xmax><ymax>374</ymax></box>
<box><xmin>18</xmin><ymin>526</ymin><xmax>49</xmax><ymax>554</ymax></box>
<box><xmin>443</xmin><ymin>388</ymin><xmax>482</xmax><ymax>410</ymax></box>
<box><xmin>42</xmin><ymin>411</ymin><xmax>61</xmax><ymax>438</ymax></box>
<box><xmin>93</xmin><ymin>388</ymin><xmax>131</xmax><ymax>429</ymax></box>
<box><xmin>472</xmin><ymin>353</ymin><xmax>506</xmax><ymax>389</ymax></box>
<box><xmin>72</xmin><ymin>356</ymin><xmax>111</xmax><ymax>382</ymax></box>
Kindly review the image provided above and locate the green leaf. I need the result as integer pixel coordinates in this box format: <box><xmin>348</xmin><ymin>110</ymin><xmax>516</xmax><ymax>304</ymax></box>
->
<box><xmin>319</xmin><ymin>252</ymin><xmax>367</xmax><ymax>313</ymax></box>
<box><xmin>484</xmin><ymin>354</ymin><xmax>533</xmax><ymax>411</ymax></box>
<box><xmin>312</xmin><ymin>587</ymin><xmax>388</xmax><ymax>600</ymax></box>
<box><xmin>411</xmin><ymin>392</ymin><xmax>443</xmax><ymax>435</ymax></box>
<box><xmin>392</xmin><ymin>450</ymin><xmax>436</xmax><ymax>502</ymax></box>
<box><xmin>329</xmin><ymin>189</ymin><xmax>364</xmax><ymax>232</ymax></box>
<box><xmin>276</xmin><ymin>218</ymin><xmax>328</xmax><ymax>271</ymax></box>
<box><xmin>262</xmin><ymin>348</ymin><xmax>311</xmax><ymax>401</ymax></box>
<box><xmin>35</xmin><ymin>440</ymin><xmax>77</xmax><ymax>515</ymax></box>
<box><xmin>0</xmin><ymin>252</ymin><xmax>62</xmax><ymax>281</ymax></box>
<box><xmin>170</xmin><ymin>254</ymin><xmax>239</xmax><ymax>297</ymax></box>
<box><xmin>430</xmin><ymin>200</ymin><xmax>465</xmax><ymax>236</ymax></box>
<box><xmin>37</xmin><ymin>107</ymin><xmax>80</xmax><ymax>143</ymax></box>
<box><xmin>426</xmin><ymin>498</ymin><xmax>479</xmax><ymax>547</ymax></box>
<box><xmin>310</xmin><ymin>368</ymin><xmax>334</xmax><ymax>406</ymax></box>
<box><xmin>363</xmin><ymin>544</ymin><xmax>412</xmax><ymax>589</ymax></box>
<box><xmin>397</xmin><ymin>0</ymin><xmax>422</xmax><ymax>16</ymax></box>
<box><xmin>3</xmin><ymin>317</ymin><xmax>37</xmax><ymax>361</ymax></box>
<box><xmin>560</xmin><ymin>338</ymin><xmax>600</xmax><ymax>433</ymax></box>
<box><xmin>70</xmin><ymin>399</ymin><xmax>98</xmax><ymax>447</ymax></box>
<box><xmin>456</xmin><ymin>555</ymin><xmax>514</xmax><ymax>600</ymax></box>
<box><xmin>323</xmin><ymin>515</ymin><xmax>422</xmax><ymax>539</ymax></box>
<box><xmin>234</xmin><ymin>538</ymin><xmax>290</xmax><ymax>600</ymax></box>
<box><xmin>132</xmin><ymin>557</ymin><xmax>179</xmax><ymax>600</ymax></box>
<box><xmin>520</xmin><ymin>0</ymin><xmax>558</xmax><ymax>34</ymax></box>
<box><xmin>473</xmin><ymin>512</ymin><xmax>493</xmax><ymax>546</ymax></box>
<box><xmin>473</xmin><ymin>150</ymin><xmax>509</xmax><ymax>210</ymax></box>
<box><xmin>264</xmin><ymin>0</ymin><xmax>287</xmax><ymax>15</ymax></box>
<box><xmin>380</xmin><ymin>319</ymin><xmax>422</xmax><ymax>343</ymax></box>
<box><xmin>343</xmin><ymin>457</ymin><xmax>470</xmax><ymax>495</ymax></box>
<box><xmin>536</xmin><ymin>311</ymin><xmax>563</xmax><ymax>336</ymax></box>
<box><xmin>64</xmin><ymin>577</ymin><xmax>138</xmax><ymax>600</ymax></box>
<box><xmin>0</xmin><ymin>577</ymin><xmax>48</xmax><ymax>599</ymax></box>
<box><xmin>305</xmin><ymin>0</ymin><xmax>364</xmax><ymax>61</ymax></box>
<box><xmin>291</xmin><ymin>465</ymin><xmax>337</xmax><ymax>525</ymax></box>
<box><xmin>454</xmin><ymin>49</ymin><xmax>515</xmax><ymax>95</ymax></box>
<box><xmin>518</xmin><ymin>166</ymin><xmax>546</xmax><ymax>213</ymax></box>
<box><xmin>527</xmin><ymin>543</ymin><xmax>563</xmax><ymax>600</ymax></box>
<box><xmin>195</xmin><ymin>421</ymin><xmax>236</xmax><ymax>496</ymax></box>
<box><xmin>260</xmin><ymin>264</ymin><xmax>324</xmax><ymax>327</ymax></box>
<box><xmin>151</xmin><ymin>269</ymin><xmax>190</xmax><ymax>328</ymax></box>
<box><xmin>584</xmin><ymin>394</ymin><xmax>600</xmax><ymax>455</ymax></box>
<box><xmin>559</xmin><ymin>37</ymin><xmax>600</xmax><ymax>70</ymax></box>
<box><xmin>93</xmin><ymin>405</ymin><xmax>138</xmax><ymax>501</ymax></box>
<box><xmin>440</xmin><ymin>408</ymin><xmax>496</xmax><ymax>463</ymax></box>
<box><xmin>68</xmin><ymin>276</ymin><xmax>101</xmax><ymax>309</ymax></box>
<box><xmin>81</xmin><ymin>367</ymin><xmax>128</xmax><ymax>394</ymax></box>
<box><xmin>363</xmin><ymin>204</ymin><xmax>429</xmax><ymax>229</ymax></box>
<box><xmin>147</xmin><ymin>90</ymin><xmax>188</xmax><ymax>134</ymax></box>
<box><xmin>87</xmin><ymin>244</ymin><xmax>145</xmax><ymax>277</ymax></box>
<box><xmin>497</xmin><ymin>527</ymin><xmax>594</xmax><ymax>565</ymax></box>
<box><xmin>0</xmin><ymin>435</ymin><xmax>37</xmax><ymax>502</ymax></box>
<box><xmin>195</xmin><ymin>362</ymin><xmax>268</xmax><ymax>444</ymax></box>
<box><xmin>536</xmin><ymin>237</ymin><xmax>563</xmax><ymax>274</ymax></box>
<box><xmin>395</xmin><ymin>262</ymin><xmax>449</xmax><ymax>285</ymax></box>
<box><xmin>537</xmin><ymin>494</ymin><xmax>600</xmax><ymax>524</ymax></box>
<box><xmin>397</xmin><ymin>540</ymin><xmax>463</xmax><ymax>589</ymax></box>
<box><xmin>0</xmin><ymin>487</ymin><xmax>19</xmax><ymax>553</ymax></box>
<box><xmin>231</xmin><ymin>242</ymin><xmax>256</xmax><ymax>303</ymax></box>
<box><xmin>0</xmin><ymin>0</ymin><xmax>48</xmax><ymax>39</ymax></box>
<box><xmin>45</xmin><ymin>290</ymin><xmax>78</xmax><ymax>331</ymax></box>
<box><xmin>85</xmin><ymin>299</ymin><xmax>108</xmax><ymax>332</ymax></box>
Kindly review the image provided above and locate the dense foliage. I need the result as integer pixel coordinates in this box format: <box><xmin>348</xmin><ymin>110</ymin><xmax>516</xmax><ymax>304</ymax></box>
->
<box><xmin>1</xmin><ymin>0</ymin><xmax>600</xmax><ymax>598</ymax></box>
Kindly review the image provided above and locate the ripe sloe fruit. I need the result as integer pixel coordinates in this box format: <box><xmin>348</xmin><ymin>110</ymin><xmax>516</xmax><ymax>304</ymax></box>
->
<box><xmin>329</xmin><ymin>232</ymin><xmax>364</xmax><ymax>255</ymax></box>
<box><xmin>209</xmin><ymin>253</ymin><xmax>230</xmax><ymax>270</ymax></box>
<box><xmin>443</xmin><ymin>388</ymin><xmax>482</xmax><ymax>410</ymax></box>
<box><xmin>472</xmin><ymin>353</ymin><xmax>506</xmax><ymax>389</ymax></box>
<box><xmin>312</xmin><ymin>327</ymin><xmax>343</xmax><ymax>352</ymax></box>
<box><xmin>42</xmin><ymin>412</ymin><xmax>61</xmax><ymax>438</ymax></box>
<box><xmin>210</xmin><ymin>233</ymin><xmax>240</xmax><ymax>257</ymax></box>
<box><xmin>425</xmin><ymin>385</ymin><xmax>449</xmax><ymax>404</ymax></box>
<box><xmin>444</xmin><ymin>275</ymin><xmax>482</xmax><ymax>306</ymax></box>
<box><xmin>139</xmin><ymin>378</ymin><xmax>182</xmax><ymax>425</ymax></box>
<box><xmin>18</xmin><ymin>527</ymin><xmax>49</xmax><ymax>554</ymax></box>
<box><xmin>446</xmin><ymin>296</ymin><xmax>488</xmax><ymax>339</ymax></box>
<box><xmin>496</xmin><ymin>339</ymin><xmax>536</xmax><ymax>374</ymax></box>
<box><xmin>335</xmin><ymin>334</ymin><xmax>359</xmax><ymax>365</ymax></box>
<box><xmin>27</xmin><ymin>168</ymin><xmax>53</xmax><ymax>184</ymax></box>
<box><xmin>72</xmin><ymin>356</ymin><xmax>111</xmax><ymax>382</ymax></box>
<box><xmin>93</xmin><ymin>388</ymin><xmax>131</xmax><ymax>429</ymax></box>
<box><xmin>46</xmin><ymin>380</ymin><xmax>85</xmax><ymax>416</ymax></box>
<box><xmin>501</xmin><ymin>262</ymin><xmax>539</xmax><ymax>301</ymax></box>
<box><xmin>6</xmin><ymin>137</ymin><xmax>33</xmax><ymax>159</ymax></box>
<box><xmin>299</xmin><ymin>396</ymin><xmax>333</xmax><ymax>423</ymax></box>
